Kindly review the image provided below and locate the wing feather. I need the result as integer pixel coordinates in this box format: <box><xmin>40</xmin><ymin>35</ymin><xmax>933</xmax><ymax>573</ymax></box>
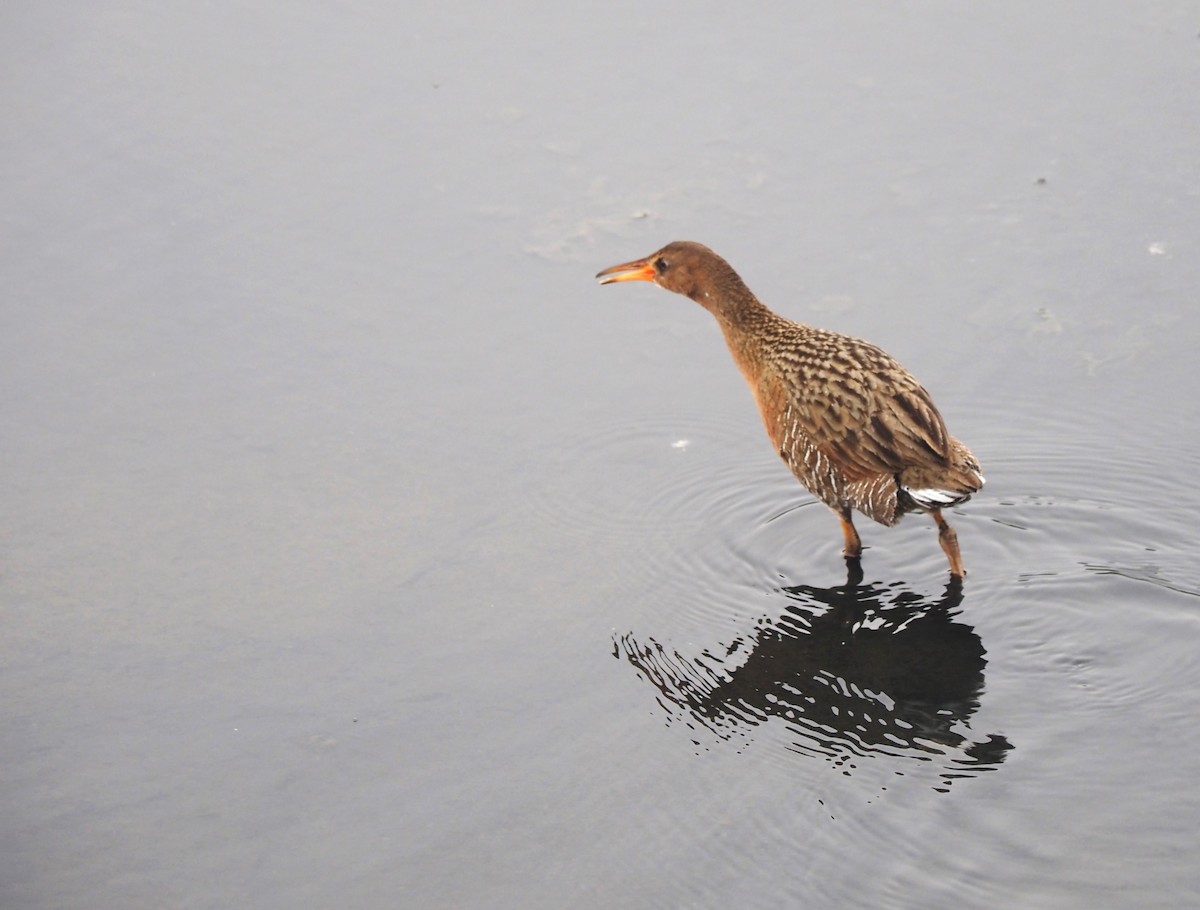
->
<box><xmin>771</xmin><ymin>329</ymin><xmax>953</xmax><ymax>481</ymax></box>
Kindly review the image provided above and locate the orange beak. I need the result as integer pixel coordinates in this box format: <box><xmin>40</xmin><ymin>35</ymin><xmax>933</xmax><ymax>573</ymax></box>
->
<box><xmin>595</xmin><ymin>257</ymin><xmax>656</xmax><ymax>285</ymax></box>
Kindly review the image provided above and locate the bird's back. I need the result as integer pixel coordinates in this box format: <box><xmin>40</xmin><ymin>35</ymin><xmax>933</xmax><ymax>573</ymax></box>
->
<box><xmin>719</xmin><ymin>314</ymin><xmax>982</xmax><ymax>525</ymax></box>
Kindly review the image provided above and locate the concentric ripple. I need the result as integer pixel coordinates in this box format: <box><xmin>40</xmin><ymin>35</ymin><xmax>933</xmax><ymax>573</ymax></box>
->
<box><xmin>527</xmin><ymin>410</ymin><xmax>815</xmax><ymax>623</ymax></box>
<box><xmin>587</xmin><ymin>400</ymin><xmax>1200</xmax><ymax>799</ymax></box>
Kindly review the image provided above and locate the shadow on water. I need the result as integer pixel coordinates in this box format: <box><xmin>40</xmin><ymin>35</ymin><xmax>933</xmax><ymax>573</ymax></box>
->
<box><xmin>615</xmin><ymin>562</ymin><xmax>1012</xmax><ymax>792</ymax></box>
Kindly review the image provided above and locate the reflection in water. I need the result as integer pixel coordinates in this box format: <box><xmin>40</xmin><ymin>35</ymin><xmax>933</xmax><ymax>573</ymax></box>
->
<box><xmin>616</xmin><ymin>563</ymin><xmax>1012</xmax><ymax>792</ymax></box>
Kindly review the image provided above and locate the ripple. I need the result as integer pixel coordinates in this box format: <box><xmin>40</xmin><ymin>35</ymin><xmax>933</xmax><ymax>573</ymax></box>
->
<box><xmin>557</xmin><ymin>397</ymin><xmax>1196</xmax><ymax>803</ymax></box>
<box><xmin>923</xmin><ymin>405</ymin><xmax>1200</xmax><ymax>598</ymax></box>
<box><xmin>528</xmin><ymin>395</ymin><xmax>1200</xmax><ymax>599</ymax></box>
<box><xmin>529</xmin><ymin>410</ymin><xmax>820</xmax><ymax>624</ymax></box>
<box><xmin>526</xmin><ymin>412</ymin><xmax>757</xmax><ymax>548</ymax></box>
<box><xmin>598</xmin><ymin>413</ymin><xmax>1200</xmax><ymax>802</ymax></box>
<box><xmin>1082</xmin><ymin>562</ymin><xmax>1200</xmax><ymax>598</ymax></box>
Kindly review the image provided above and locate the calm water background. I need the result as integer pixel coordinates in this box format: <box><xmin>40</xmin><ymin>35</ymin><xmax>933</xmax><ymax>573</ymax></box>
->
<box><xmin>4</xmin><ymin>3</ymin><xmax>1200</xmax><ymax>908</ymax></box>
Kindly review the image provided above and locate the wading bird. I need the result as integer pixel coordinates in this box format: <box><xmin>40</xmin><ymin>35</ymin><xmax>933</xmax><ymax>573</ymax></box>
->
<box><xmin>596</xmin><ymin>241</ymin><xmax>983</xmax><ymax>577</ymax></box>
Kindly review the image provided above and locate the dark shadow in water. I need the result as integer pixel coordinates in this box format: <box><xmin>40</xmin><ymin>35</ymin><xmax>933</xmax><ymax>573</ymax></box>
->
<box><xmin>615</xmin><ymin>561</ymin><xmax>1012</xmax><ymax>792</ymax></box>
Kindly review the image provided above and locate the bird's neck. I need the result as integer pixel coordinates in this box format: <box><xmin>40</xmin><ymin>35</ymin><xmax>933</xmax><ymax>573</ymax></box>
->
<box><xmin>704</xmin><ymin>290</ymin><xmax>809</xmax><ymax>394</ymax></box>
<box><xmin>689</xmin><ymin>270</ymin><xmax>773</xmax><ymax>328</ymax></box>
<box><xmin>698</xmin><ymin>282</ymin><xmax>795</xmax><ymax>344</ymax></box>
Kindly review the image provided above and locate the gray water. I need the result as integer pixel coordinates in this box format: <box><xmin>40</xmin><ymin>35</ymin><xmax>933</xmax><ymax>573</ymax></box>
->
<box><xmin>4</xmin><ymin>3</ymin><xmax>1200</xmax><ymax>908</ymax></box>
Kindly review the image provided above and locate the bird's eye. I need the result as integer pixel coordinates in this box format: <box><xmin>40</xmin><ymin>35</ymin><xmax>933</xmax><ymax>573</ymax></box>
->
<box><xmin>654</xmin><ymin>257</ymin><xmax>668</xmax><ymax>272</ymax></box>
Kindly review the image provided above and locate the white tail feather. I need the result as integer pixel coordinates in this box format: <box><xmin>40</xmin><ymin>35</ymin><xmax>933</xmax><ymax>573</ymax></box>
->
<box><xmin>902</xmin><ymin>479</ymin><xmax>983</xmax><ymax>510</ymax></box>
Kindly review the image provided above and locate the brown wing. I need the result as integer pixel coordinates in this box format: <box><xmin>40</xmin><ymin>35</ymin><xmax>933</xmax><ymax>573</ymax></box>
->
<box><xmin>771</xmin><ymin>328</ymin><xmax>952</xmax><ymax>482</ymax></box>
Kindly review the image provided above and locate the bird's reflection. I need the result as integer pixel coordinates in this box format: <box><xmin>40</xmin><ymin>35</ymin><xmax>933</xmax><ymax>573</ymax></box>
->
<box><xmin>615</xmin><ymin>562</ymin><xmax>1012</xmax><ymax>791</ymax></box>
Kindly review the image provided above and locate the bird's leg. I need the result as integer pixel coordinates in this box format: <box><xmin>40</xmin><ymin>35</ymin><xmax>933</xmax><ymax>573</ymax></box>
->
<box><xmin>837</xmin><ymin>508</ymin><xmax>862</xmax><ymax>559</ymax></box>
<box><xmin>930</xmin><ymin>508</ymin><xmax>965</xmax><ymax>578</ymax></box>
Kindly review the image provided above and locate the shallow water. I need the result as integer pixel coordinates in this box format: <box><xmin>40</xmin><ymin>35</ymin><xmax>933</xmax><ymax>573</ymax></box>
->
<box><xmin>4</xmin><ymin>2</ymin><xmax>1200</xmax><ymax>909</ymax></box>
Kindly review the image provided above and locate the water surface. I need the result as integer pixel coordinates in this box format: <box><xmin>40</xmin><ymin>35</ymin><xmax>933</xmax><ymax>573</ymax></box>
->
<box><xmin>3</xmin><ymin>2</ymin><xmax>1199</xmax><ymax>908</ymax></box>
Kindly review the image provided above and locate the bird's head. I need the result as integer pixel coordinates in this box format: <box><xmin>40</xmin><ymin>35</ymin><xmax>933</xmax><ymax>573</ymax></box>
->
<box><xmin>595</xmin><ymin>240</ymin><xmax>741</xmax><ymax>306</ymax></box>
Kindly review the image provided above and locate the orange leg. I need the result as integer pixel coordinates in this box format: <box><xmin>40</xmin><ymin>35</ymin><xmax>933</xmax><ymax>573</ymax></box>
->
<box><xmin>930</xmin><ymin>508</ymin><xmax>965</xmax><ymax>578</ymax></box>
<box><xmin>838</xmin><ymin>508</ymin><xmax>862</xmax><ymax>559</ymax></box>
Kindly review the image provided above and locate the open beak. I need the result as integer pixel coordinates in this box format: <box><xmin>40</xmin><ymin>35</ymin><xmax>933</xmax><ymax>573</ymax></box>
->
<box><xmin>595</xmin><ymin>257</ymin><xmax>656</xmax><ymax>285</ymax></box>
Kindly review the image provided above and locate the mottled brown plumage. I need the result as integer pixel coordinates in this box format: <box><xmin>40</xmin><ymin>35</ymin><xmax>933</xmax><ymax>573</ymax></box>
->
<box><xmin>595</xmin><ymin>240</ymin><xmax>983</xmax><ymax>577</ymax></box>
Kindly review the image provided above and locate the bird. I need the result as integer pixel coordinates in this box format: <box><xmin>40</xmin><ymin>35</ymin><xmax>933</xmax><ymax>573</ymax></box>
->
<box><xmin>595</xmin><ymin>241</ymin><xmax>983</xmax><ymax>577</ymax></box>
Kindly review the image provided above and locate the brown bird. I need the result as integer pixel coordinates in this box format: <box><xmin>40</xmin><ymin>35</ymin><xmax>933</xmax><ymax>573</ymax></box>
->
<box><xmin>595</xmin><ymin>241</ymin><xmax>983</xmax><ymax>577</ymax></box>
